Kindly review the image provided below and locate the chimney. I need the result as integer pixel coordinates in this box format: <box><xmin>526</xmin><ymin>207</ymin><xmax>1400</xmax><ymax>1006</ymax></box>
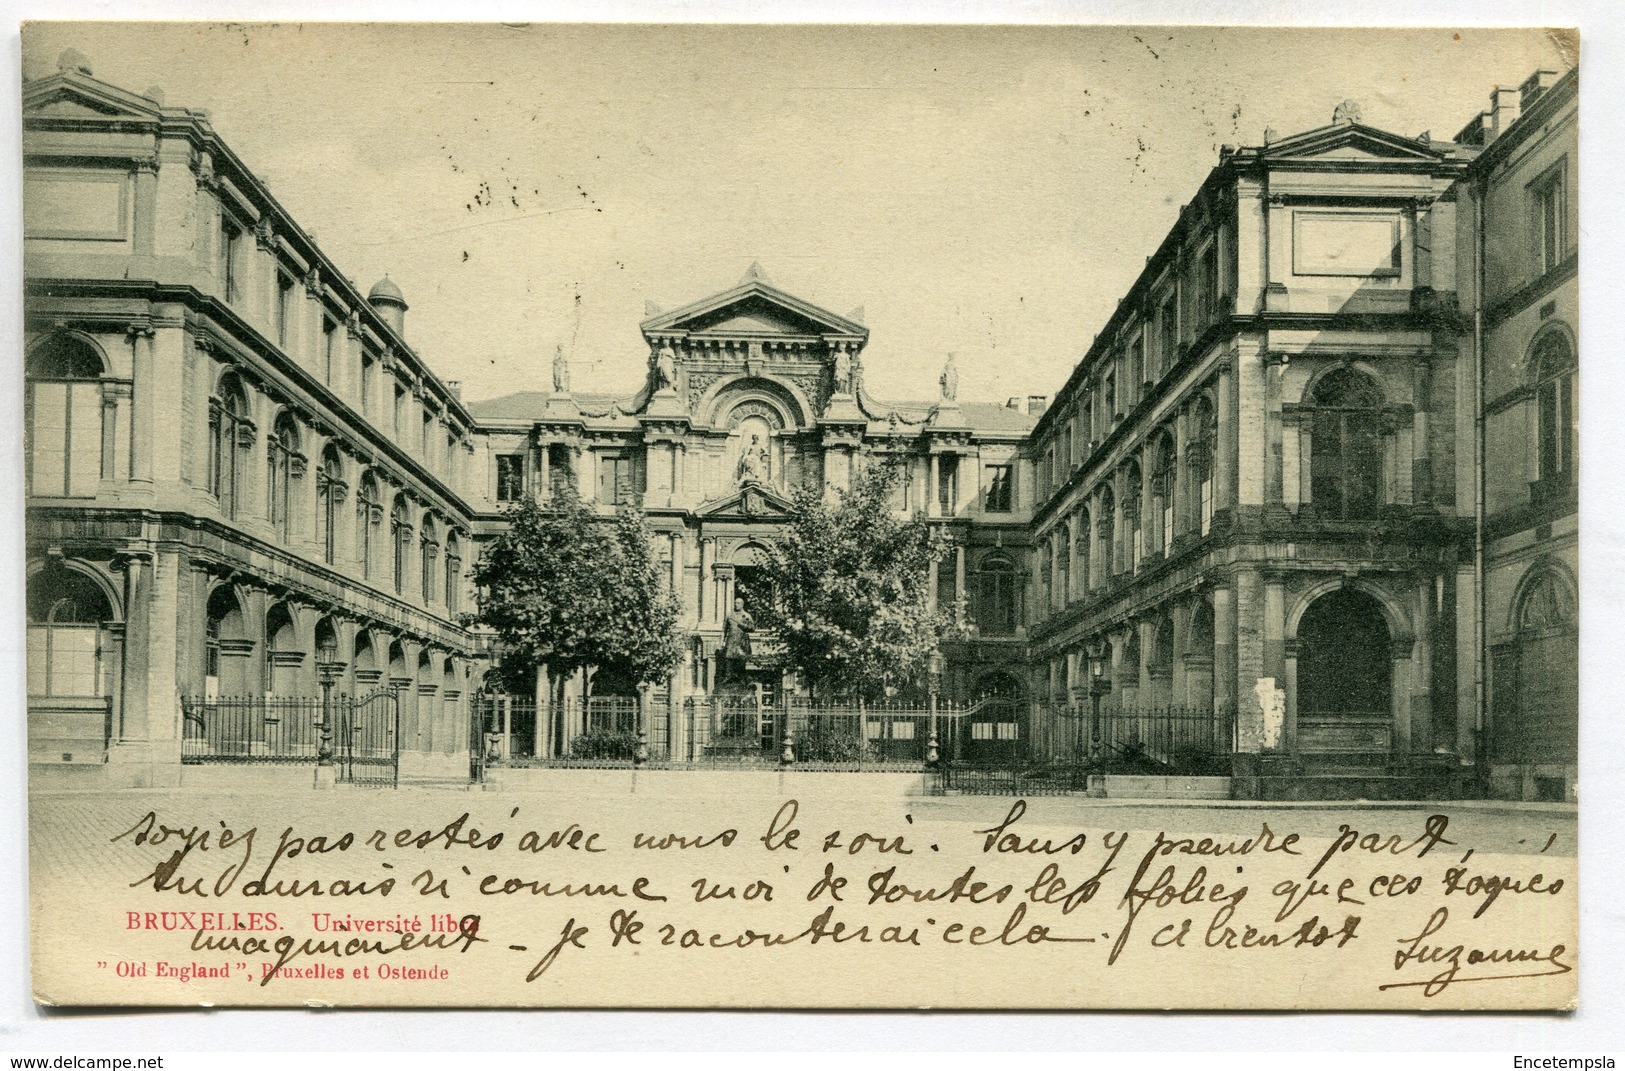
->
<box><xmin>1489</xmin><ymin>85</ymin><xmax>1521</xmax><ymax>140</ymax></box>
<box><xmin>1027</xmin><ymin>395</ymin><xmax>1049</xmax><ymax>417</ymax></box>
<box><xmin>1006</xmin><ymin>397</ymin><xmax>1023</xmax><ymax>411</ymax></box>
<box><xmin>1520</xmin><ymin>69</ymin><xmax>1560</xmax><ymax>111</ymax></box>
<box><xmin>446</xmin><ymin>380</ymin><xmax>463</xmax><ymax>401</ymax></box>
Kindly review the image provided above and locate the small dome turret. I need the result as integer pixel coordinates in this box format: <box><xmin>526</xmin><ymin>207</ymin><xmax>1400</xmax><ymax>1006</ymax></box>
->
<box><xmin>367</xmin><ymin>275</ymin><xmax>407</xmax><ymax>335</ymax></box>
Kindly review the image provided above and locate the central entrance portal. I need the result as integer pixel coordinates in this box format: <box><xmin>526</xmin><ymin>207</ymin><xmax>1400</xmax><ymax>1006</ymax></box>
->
<box><xmin>1296</xmin><ymin>587</ymin><xmax>1393</xmax><ymax>766</ymax></box>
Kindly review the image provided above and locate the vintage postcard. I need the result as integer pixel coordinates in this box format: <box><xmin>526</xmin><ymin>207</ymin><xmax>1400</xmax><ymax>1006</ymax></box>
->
<box><xmin>21</xmin><ymin>22</ymin><xmax>1579</xmax><ymax>1009</ymax></box>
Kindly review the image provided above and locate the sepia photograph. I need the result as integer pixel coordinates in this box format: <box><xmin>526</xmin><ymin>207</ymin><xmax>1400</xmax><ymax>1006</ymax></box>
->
<box><xmin>15</xmin><ymin>18</ymin><xmax>1589</xmax><ymax>1019</ymax></box>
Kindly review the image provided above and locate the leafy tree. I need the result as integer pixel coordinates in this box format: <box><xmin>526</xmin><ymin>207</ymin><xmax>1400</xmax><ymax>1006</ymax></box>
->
<box><xmin>750</xmin><ymin>461</ymin><xmax>961</xmax><ymax>702</ymax></box>
<box><xmin>469</xmin><ymin>488</ymin><xmax>683</xmax><ymax>705</ymax></box>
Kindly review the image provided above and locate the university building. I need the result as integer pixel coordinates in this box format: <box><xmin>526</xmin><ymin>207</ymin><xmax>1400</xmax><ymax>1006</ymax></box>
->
<box><xmin>22</xmin><ymin>51</ymin><xmax>1577</xmax><ymax>798</ymax></box>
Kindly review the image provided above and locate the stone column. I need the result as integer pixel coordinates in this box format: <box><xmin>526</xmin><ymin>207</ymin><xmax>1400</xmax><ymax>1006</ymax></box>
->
<box><xmin>1213</xmin><ymin>581</ymin><xmax>1236</xmax><ymax>724</ymax></box>
<box><xmin>1215</xmin><ymin>360</ymin><xmax>1236</xmax><ymax>520</ymax></box>
<box><xmin>128</xmin><ymin>326</ymin><xmax>156</xmax><ymax>485</ymax></box>
<box><xmin>1411</xmin><ymin>579</ymin><xmax>1434</xmax><ymax>754</ymax></box>
<box><xmin>928</xmin><ymin>454</ymin><xmax>941</xmax><ymax>518</ymax></box>
<box><xmin>1412</xmin><ymin>357</ymin><xmax>1433</xmax><ymax>508</ymax></box>
<box><xmin>1281</xmin><ymin>411</ymin><xmax>1301</xmax><ymax>511</ymax></box>
<box><xmin>1263</xmin><ymin>353</ymin><xmax>1286</xmax><ymax>510</ymax></box>
<box><xmin>1263</xmin><ymin>571</ymin><xmax>1287</xmax><ymax>752</ymax></box>
<box><xmin>131</xmin><ymin>157</ymin><xmax>159</xmax><ymax>262</ymax></box>
<box><xmin>955</xmin><ymin>544</ymin><xmax>967</xmax><ymax>609</ymax></box>
<box><xmin>1233</xmin><ymin>566</ymin><xmax>1265</xmax><ymax>753</ymax></box>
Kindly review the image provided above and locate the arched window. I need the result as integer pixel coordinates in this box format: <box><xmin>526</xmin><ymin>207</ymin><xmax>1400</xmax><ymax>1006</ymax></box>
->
<box><xmin>420</xmin><ymin>515</ymin><xmax>440</xmax><ymax>605</ymax></box>
<box><xmin>1097</xmin><ymin>486</ymin><xmax>1116</xmax><ymax>578</ymax></box>
<box><xmin>1310</xmin><ymin>367</ymin><xmax>1384</xmax><ymax>520</ymax></box>
<box><xmin>26</xmin><ymin>333</ymin><xmax>104</xmax><ymax>498</ymax></box>
<box><xmin>27</xmin><ymin>567</ymin><xmax>112</xmax><ymax>697</ymax></box>
<box><xmin>356</xmin><ymin>473</ymin><xmax>381</xmax><ymax>581</ymax></box>
<box><xmin>1055</xmin><ymin>522</ymin><xmax>1071</xmax><ymax>608</ymax></box>
<box><xmin>209</xmin><ymin>375</ymin><xmax>251</xmax><ymax>519</ymax></box>
<box><xmin>1151</xmin><ymin>433</ymin><xmax>1176</xmax><ymax>552</ymax></box>
<box><xmin>1075</xmin><ymin>509</ymin><xmax>1092</xmax><ymax>595</ymax></box>
<box><xmin>1492</xmin><ymin>568</ymin><xmax>1578</xmax><ymax>769</ymax></box>
<box><xmin>267</xmin><ymin>412</ymin><xmax>302</xmax><ymax>542</ymax></box>
<box><xmin>391</xmin><ymin>494</ymin><xmax>412</xmax><ymax>596</ymax></box>
<box><xmin>316</xmin><ymin>445</ymin><xmax>343</xmax><ymax>566</ymax></box>
<box><xmin>1038</xmin><ymin>537</ymin><xmax>1054</xmax><ymax>611</ymax></box>
<box><xmin>444</xmin><ymin>532</ymin><xmax>462</xmax><ymax>615</ymax></box>
<box><xmin>1191</xmin><ymin>397</ymin><xmax>1216</xmax><ymax>536</ymax></box>
<box><xmin>1121</xmin><ymin>631</ymin><xmax>1142</xmax><ymax>686</ymax></box>
<box><xmin>1122</xmin><ymin>462</ymin><xmax>1144</xmax><ymax>571</ymax></box>
<box><xmin>977</xmin><ymin>556</ymin><xmax>1017</xmax><ymax>636</ymax></box>
<box><xmin>1532</xmin><ymin>332</ymin><xmax>1576</xmax><ymax>488</ymax></box>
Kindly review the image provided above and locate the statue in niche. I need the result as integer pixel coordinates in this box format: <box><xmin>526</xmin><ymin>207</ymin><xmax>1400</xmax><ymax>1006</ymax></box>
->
<box><xmin>832</xmin><ymin>347</ymin><xmax>853</xmax><ymax>394</ymax></box>
<box><xmin>736</xmin><ymin>433</ymin><xmax>769</xmax><ymax>486</ymax></box>
<box><xmin>551</xmin><ymin>344</ymin><xmax>570</xmax><ymax>393</ymax></box>
<box><xmin>939</xmin><ymin>352</ymin><xmax>959</xmax><ymax>402</ymax></box>
<box><xmin>653</xmin><ymin>343</ymin><xmax>677</xmax><ymax>393</ymax></box>
<box><xmin>721</xmin><ymin>597</ymin><xmax>755</xmax><ymax>688</ymax></box>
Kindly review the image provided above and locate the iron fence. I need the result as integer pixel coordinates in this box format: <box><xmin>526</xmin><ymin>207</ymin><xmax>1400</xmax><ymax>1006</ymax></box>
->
<box><xmin>471</xmin><ymin>693</ymin><xmax>970</xmax><ymax>773</ymax></box>
<box><xmin>934</xmin><ymin>704</ymin><xmax>1236</xmax><ymax>796</ymax></box>
<box><xmin>181</xmin><ymin>690</ymin><xmax>400</xmax><ymax>786</ymax></box>
<box><xmin>181</xmin><ymin>695</ymin><xmax>324</xmax><ymax>763</ymax></box>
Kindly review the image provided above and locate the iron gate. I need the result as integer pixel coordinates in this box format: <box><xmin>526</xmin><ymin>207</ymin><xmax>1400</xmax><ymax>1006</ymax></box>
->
<box><xmin>335</xmin><ymin>688</ymin><xmax>400</xmax><ymax>786</ymax></box>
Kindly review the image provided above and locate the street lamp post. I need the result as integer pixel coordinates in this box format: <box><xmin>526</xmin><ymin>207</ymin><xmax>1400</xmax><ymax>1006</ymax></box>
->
<box><xmin>315</xmin><ymin>634</ymin><xmax>342</xmax><ymax>790</ymax></box>
<box><xmin>1087</xmin><ymin>642</ymin><xmax>1112</xmax><ymax>765</ymax></box>
<box><xmin>926</xmin><ymin>648</ymin><xmax>944</xmax><ymax>767</ymax></box>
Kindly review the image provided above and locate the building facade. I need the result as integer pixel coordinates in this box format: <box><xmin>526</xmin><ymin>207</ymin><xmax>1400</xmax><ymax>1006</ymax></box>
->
<box><xmin>1455</xmin><ymin>69</ymin><xmax>1579</xmax><ymax>801</ymax></box>
<box><xmin>1021</xmin><ymin>105</ymin><xmax>1479</xmax><ymax>794</ymax></box>
<box><xmin>22</xmin><ymin>52</ymin><xmax>1579</xmax><ymax>796</ymax></box>
<box><xmin>464</xmin><ymin>265</ymin><xmax>1041</xmax><ymax>756</ymax></box>
<box><xmin>24</xmin><ymin>55</ymin><xmax>483</xmax><ymax>786</ymax></box>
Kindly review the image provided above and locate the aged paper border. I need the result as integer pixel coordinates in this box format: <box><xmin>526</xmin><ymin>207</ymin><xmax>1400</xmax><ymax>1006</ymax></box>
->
<box><xmin>3</xmin><ymin>0</ymin><xmax>1619</xmax><ymax>1052</ymax></box>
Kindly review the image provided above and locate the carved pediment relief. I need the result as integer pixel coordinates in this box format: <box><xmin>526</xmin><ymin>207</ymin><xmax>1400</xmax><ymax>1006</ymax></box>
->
<box><xmin>696</xmin><ymin>484</ymin><xmax>798</xmax><ymax>522</ymax></box>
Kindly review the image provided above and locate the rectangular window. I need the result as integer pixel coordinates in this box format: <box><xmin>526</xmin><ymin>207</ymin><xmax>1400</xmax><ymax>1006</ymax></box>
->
<box><xmin>219</xmin><ymin>218</ymin><xmax>243</xmax><ymax>304</ymax></box>
<box><xmin>393</xmin><ymin>384</ymin><xmax>406</xmax><ymax>438</ymax></box>
<box><xmin>1160</xmin><ymin>296</ymin><xmax>1179</xmax><ymax>370</ymax></box>
<box><xmin>360</xmin><ymin>351</ymin><xmax>374</xmax><ymax>415</ymax></box>
<box><xmin>984</xmin><ymin>465</ymin><xmax>1013</xmax><ymax>512</ymax></box>
<box><xmin>936</xmin><ymin>563</ymin><xmax>957</xmax><ymax>613</ymax></box>
<box><xmin>1533</xmin><ymin>166</ymin><xmax>1566</xmax><ymax>275</ymax></box>
<box><xmin>422</xmin><ymin>411</ymin><xmax>434</xmax><ymax>456</ymax></box>
<box><xmin>25</xmin><ymin>381</ymin><xmax>101</xmax><ymax>498</ymax></box>
<box><xmin>1104</xmin><ymin>370</ymin><xmax>1117</xmax><ymax>418</ymax></box>
<box><xmin>276</xmin><ymin>273</ymin><xmax>294</xmax><ymax>348</ymax></box>
<box><xmin>600</xmin><ymin>454</ymin><xmax>634</xmax><ymax>505</ymax></box>
<box><xmin>937</xmin><ymin>454</ymin><xmax>960</xmax><ymax>514</ymax></box>
<box><xmin>323</xmin><ymin>318</ymin><xmax>338</xmax><ymax>383</ymax></box>
<box><xmin>1127</xmin><ymin>334</ymin><xmax>1144</xmax><ymax>396</ymax></box>
<box><xmin>496</xmin><ymin>454</ymin><xmax>525</xmax><ymax>502</ymax></box>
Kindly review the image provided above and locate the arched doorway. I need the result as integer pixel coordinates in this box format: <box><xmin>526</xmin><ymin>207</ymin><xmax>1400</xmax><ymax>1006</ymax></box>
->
<box><xmin>1296</xmin><ymin>587</ymin><xmax>1393</xmax><ymax>764</ymax></box>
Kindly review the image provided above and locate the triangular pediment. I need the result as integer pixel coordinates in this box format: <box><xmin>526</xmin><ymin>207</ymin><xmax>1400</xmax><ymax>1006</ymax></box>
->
<box><xmin>696</xmin><ymin>483</ymin><xmax>799</xmax><ymax>521</ymax></box>
<box><xmin>1263</xmin><ymin>123</ymin><xmax>1445</xmax><ymax>164</ymax></box>
<box><xmin>24</xmin><ymin>75</ymin><xmax>163</xmax><ymax>122</ymax></box>
<box><xmin>642</xmin><ymin>278</ymin><xmax>868</xmax><ymax>341</ymax></box>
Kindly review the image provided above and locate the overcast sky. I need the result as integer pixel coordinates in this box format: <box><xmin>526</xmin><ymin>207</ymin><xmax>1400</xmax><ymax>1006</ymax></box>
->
<box><xmin>23</xmin><ymin>23</ymin><xmax>1570</xmax><ymax>407</ymax></box>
